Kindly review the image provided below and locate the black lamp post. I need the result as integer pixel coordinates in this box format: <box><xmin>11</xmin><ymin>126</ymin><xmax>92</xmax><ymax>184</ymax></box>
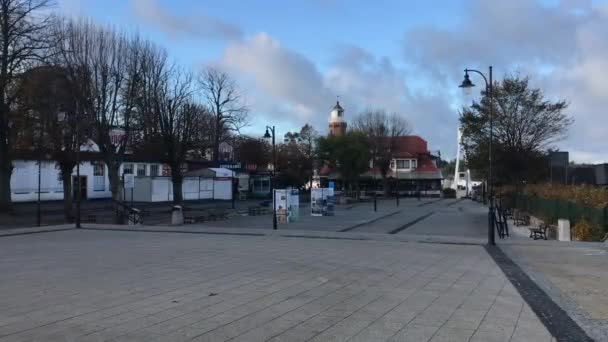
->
<box><xmin>35</xmin><ymin>120</ymin><xmax>42</xmax><ymax>227</ymax></box>
<box><xmin>459</xmin><ymin>66</ymin><xmax>494</xmax><ymax>245</ymax></box>
<box><xmin>75</xmin><ymin>111</ymin><xmax>81</xmax><ymax>229</ymax></box>
<box><xmin>264</xmin><ymin>126</ymin><xmax>277</xmax><ymax>230</ymax></box>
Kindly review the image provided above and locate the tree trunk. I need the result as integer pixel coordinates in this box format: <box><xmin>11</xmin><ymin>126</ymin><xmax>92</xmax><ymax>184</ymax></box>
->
<box><xmin>213</xmin><ymin>117</ymin><xmax>221</xmax><ymax>162</ymax></box>
<box><xmin>382</xmin><ymin>175</ymin><xmax>389</xmax><ymax>196</ymax></box>
<box><xmin>0</xmin><ymin>108</ymin><xmax>11</xmax><ymax>213</ymax></box>
<box><xmin>106</xmin><ymin>160</ymin><xmax>122</xmax><ymax>223</ymax></box>
<box><xmin>0</xmin><ymin>158</ymin><xmax>11</xmax><ymax>213</ymax></box>
<box><xmin>60</xmin><ymin>165</ymin><xmax>74</xmax><ymax>222</ymax></box>
<box><xmin>171</xmin><ymin>169</ymin><xmax>183</xmax><ymax>205</ymax></box>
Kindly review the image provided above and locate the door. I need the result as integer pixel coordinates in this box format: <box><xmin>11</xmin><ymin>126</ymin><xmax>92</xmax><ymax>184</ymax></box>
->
<box><xmin>72</xmin><ymin>176</ymin><xmax>87</xmax><ymax>200</ymax></box>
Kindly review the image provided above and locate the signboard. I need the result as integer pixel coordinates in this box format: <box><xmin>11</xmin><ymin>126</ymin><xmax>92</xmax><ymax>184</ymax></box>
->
<box><xmin>274</xmin><ymin>188</ymin><xmax>300</xmax><ymax>223</ymax></box>
<box><xmin>109</xmin><ymin>128</ymin><xmax>127</xmax><ymax>146</ymax></box>
<box><xmin>311</xmin><ymin>188</ymin><xmax>334</xmax><ymax>216</ymax></box>
<box><xmin>123</xmin><ymin>174</ymin><xmax>135</xmax><ymax>189</ymax></box>
<box><xmin>288</xmin><ymin>188</ymin><xmax>300</xmax><ymax>222</ymax></box>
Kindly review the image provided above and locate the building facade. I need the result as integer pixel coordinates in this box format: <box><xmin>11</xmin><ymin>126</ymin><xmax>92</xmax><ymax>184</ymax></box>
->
<box><xmin>10</xmin><ymin>158</ymin><xmax>164</xmax><ymax>202</ymax></box>
<box><xmin>320</xmin><ymin>101</ymin><xmax>443</xmax><ymax>196</ymax></box>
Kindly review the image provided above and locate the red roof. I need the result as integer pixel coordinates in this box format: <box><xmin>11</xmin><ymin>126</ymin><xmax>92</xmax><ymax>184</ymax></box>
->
<box><xmin>390</xmin><ymin>136</ymin><xmax>428</xmax><ymax>158</ymax></box>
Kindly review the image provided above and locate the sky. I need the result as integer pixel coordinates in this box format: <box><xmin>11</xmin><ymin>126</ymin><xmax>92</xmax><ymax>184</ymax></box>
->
<box><xmin>56</xmin><ymin>0</ymin><xmax>608</xmax><ymax>163</ymax></box>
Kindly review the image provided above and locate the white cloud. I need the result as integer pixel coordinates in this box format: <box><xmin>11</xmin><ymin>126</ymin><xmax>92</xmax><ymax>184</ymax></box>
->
<box><xmin>217</xmin><ymin>33</ymin><xmax>458</xmax><ymax>153</ymax></box>
<box><xmin>220</xmin><ymin>33</ymin><xmax>333</xmax><ymax>123</ymax></box>
<box><xmin>130</xmin><ymin>0</ymin><xmax>242</xmax><ymax>41</ymax></box>
<box><xmin>402</xmin><ymin>0</ymin><xmax>608</xmax><ymax>162</ymax></box>
<box><xmin>209</xmin><ymin>0</ymin><xmax>607</xmax><ymax>163</ymax></box>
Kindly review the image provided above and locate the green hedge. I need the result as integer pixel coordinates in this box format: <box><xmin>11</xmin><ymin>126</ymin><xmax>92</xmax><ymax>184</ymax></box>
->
<box><xmin>503</xmin><ymin>194</ymin><xmax>608</xmax><ymax>233</ymax></box>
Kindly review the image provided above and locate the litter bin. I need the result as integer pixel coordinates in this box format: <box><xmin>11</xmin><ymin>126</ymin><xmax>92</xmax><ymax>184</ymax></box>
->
<box><xmin>171</xmin><ymin>205</ymin><xmax>183</xmax><ymax>226</ymax></box>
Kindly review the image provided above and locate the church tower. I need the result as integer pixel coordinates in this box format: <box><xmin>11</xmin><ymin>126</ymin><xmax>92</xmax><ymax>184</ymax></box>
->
<box><xmin>328</xmin><ymin>100</ymin><xmax>347</xmax><ymax>136</ymax></box>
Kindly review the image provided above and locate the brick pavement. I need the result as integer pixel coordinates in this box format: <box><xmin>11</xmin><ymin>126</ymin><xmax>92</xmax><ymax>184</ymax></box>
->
<box><xmin>0</xmin><ymin>229</ymin><xmax>554</xmax><ymax>341</ymax></box>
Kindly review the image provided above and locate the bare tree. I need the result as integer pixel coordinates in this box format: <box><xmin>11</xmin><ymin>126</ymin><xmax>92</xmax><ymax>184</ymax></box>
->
<box><xmin>0</xmin><ymin>0</ymin><xmax>54</xmax><ymax>212</ymax></box>
<box><xmin>13</xmin><ymin>65</ymin><xmax>88</xmax><ymax>221</ymax></box>
<box><xmin>283</xmin><ymin>124</ymin><xmax>318</xmax><ymax>189</ymax></box>
<box><xmin>152</xmin><ymin>67</ymin><xmax>200</xmax><ymax>204</ymax></box>
<box><xmin>353</xmin><ymin>110</ymin><xmax>411</xmax><ymax>195</ymax></box>
<box><xmin>198</xmin><ymin>67</ymin><xmax>247</xmax><ymax>162</ymax></box>
<box><xmin>55</xmin><ymin>19</ymin><xmax>144</xmax><ymax>219</ymax></box>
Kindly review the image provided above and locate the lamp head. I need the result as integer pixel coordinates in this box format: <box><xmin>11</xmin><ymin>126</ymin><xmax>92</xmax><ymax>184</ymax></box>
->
<box><xmin>459</xmin><ymin>71</ymin><xmax>475</xmax><ymax>88</ymax></box>
<box><xmin>263</xmin><ymin>128</ymin><xmax>271</xmax><ymax>139</ymax></box>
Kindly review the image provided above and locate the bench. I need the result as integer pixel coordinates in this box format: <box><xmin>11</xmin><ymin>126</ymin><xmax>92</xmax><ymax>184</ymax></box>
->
<box><xmin>248</xmin><ymin>206</ymin><xmax>269</xmax><ymax>216</ymax></box>
<box><xmin>529</xmin><ymin>223</ymin><xmax>549</xmax><ymax>240</ymax></box>
<box><xmin>514</xmin><ymin>210</ymin><xmax>530</xmax><ymax>226</ymax></box>
<box><xmin>185</xmin><ymin>209</ymin><xmax>229</xmax><ymax>224</ymax></box>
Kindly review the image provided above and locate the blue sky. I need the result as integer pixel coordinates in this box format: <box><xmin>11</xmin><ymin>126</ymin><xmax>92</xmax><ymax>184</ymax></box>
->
<box><xmin>58</xmin><ymin>0</ymin><xmax>608</xmax><ymax>163</ymax></box>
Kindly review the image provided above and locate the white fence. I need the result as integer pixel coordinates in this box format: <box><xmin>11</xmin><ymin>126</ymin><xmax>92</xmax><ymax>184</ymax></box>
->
<box><xmin>126</xmin><ymin>176</ymin><xmax>232</xmax><ymax>202</ymax></box>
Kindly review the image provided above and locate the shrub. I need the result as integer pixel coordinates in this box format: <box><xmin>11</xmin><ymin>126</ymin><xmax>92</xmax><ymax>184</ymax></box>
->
<box><xmin>442</xmin><ymin>188</ymin><xmax>457</xmax><ymax>198</ymax></box>
<box><xmin>573</xmin><ymin>218</ymin><xmax>604</xmax><ymax>242</ymax></box>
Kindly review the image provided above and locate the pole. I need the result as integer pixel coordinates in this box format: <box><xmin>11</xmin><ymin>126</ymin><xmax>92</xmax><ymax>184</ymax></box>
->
<box><xmin>374</xmin><ymin>192</ymin><xmax>377</xmax><ymax>212</ymax></box>
<box><xmin>272</xmin><ymin>126</ymin><xmax>277</xmax><ymax>230</ymax></box>
<box><xmin>37</xmin><ymin>150</ymin><xmax>41</xmax><ymax>227</ymax></box>
<box><xmin>396</xmin><ymin>169</ymin><xmax>400</xmax><ymax>207</ymax></box>
<box><xmin>231</xmin><ymin>174</ymin><xmax>236</xmax><ymax>209</ymax></box>
<box><xmin>75</xmin><ymin>121</ymin><xmax>81</xmax><ymax>228</ymax></box>
<box><xmin>488</xmin><ymin>66</ymin><xmax>495</xmax><ymax>246</ymax></box>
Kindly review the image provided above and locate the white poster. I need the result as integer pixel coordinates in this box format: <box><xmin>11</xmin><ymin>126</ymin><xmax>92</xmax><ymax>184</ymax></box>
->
<box><xmin>311</xmin><ymin>188</ymin><xmax>324</xmax><ymax>216</ymax></box>
<box><xmin>288</xmin><ymin>188</ymin><xmax>300</xmax><ymax>222</ymax></box>
<box><xmin>311</xmin><ymin>188</ymin><xmax>334</xmax><ymax>216</ymax></box>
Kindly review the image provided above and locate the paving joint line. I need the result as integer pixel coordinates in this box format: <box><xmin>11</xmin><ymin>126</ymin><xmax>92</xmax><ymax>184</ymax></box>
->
<box><xmin>339</xmin><ymin>210</ymin><xmax>403</xmax><ymax>232</ymax></box>
<box><xmin>446</xmin><ymin>198</ymin><xmax>465</xmax><ymax>207</ymax></box>
<box><xmin>0</xmin><ymin>228</ymin><xmax>75</xmax><ymax>238</ymax></box>
<box><xmin>82</xmin><ymin>227</ymin><xmax>265</xmax><ymax>237</ymax></box>
<box><xmin>417</xmin><ymin>198</ymin><xmax>443</xmax><ymax>207</ymax></box>
<box><xmin>388</xmin><ymin>212</ymin><xmax>436</xmax><ymax>234</ymax></box>
<box><xmin>484</xmin><ymin>245</ymin><xmax>593</xmax><ymax>341</ymax></box>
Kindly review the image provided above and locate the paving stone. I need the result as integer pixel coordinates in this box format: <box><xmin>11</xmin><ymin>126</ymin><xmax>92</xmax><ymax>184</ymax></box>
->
<box><xmin>0</xmin><ymin>229</ymin><xmax>556</xmax><ymax>342</ymax></box>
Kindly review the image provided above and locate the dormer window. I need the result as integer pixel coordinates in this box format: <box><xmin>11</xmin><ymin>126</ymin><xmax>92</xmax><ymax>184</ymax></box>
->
<box><xmin>393</xmin><ymin>158</ymin><xmax>418</xmax><ymax>171</ymax></box>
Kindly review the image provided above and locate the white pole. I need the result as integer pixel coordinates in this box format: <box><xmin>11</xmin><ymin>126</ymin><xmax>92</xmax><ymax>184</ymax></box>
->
<box><xmin>453</xmin><ymin>127</ymin><xmax>462</xmax><ymax>191</ymax></box>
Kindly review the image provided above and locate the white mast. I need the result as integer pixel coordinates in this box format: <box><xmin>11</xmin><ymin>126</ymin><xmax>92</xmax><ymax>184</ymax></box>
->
<box><xmin>452</xmin><ymin>127</ymin><xmax>462</xmax><ymax>190</ymax></box>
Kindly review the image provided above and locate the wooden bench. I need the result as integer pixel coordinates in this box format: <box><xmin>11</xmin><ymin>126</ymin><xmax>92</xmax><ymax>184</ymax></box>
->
<box><xmin>529</xmin><ymin>223</ymin><xmax>549</xmax><ymax>240</ymax></box>
<box><xmin>248</xmin><ymin>206</ymin><xmax>269</xmax><ymax>216</ymax></box>
<box><xmin>514</xmin><ymin>210</ymin><xmax>530</xmax><ymax>226</ymax></box>
<box><xmin>185</xmin><ymin>209</ymin><xmax>228</xmax><ymax>223</ymax></box>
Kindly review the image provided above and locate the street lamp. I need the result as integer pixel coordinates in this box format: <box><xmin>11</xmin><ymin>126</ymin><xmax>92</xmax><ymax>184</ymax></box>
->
<box><xmin>459</xmin><ymin>66</ymin><xmax>495</xmax><ymax>246</ymax></box>
<box><xmin>264</xmin><ymin>126</ymin><xmax>277</xmax><ymax>230</ymax></box>
<box><xmin>35</xmin><ymin>119</ymin><xmax>42</xmax><ymax>227</ymax></box>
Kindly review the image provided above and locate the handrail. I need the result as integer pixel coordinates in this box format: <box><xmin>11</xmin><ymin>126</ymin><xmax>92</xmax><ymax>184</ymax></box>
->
<box><xmin>113</xmin><ymin>200</ymin><xmax>146</xmax><ymax>225</ymax></box>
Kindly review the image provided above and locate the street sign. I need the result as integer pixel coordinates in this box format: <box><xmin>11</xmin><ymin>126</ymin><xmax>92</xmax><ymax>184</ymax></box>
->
<box><xmin>123</xmin><ymin>174</ymin><xmax>135</xmax><ymax>189</ymax></box>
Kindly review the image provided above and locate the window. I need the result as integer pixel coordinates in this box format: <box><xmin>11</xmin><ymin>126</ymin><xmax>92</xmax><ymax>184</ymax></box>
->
<box><xmin>137</xmin><ymin>164</ymin><xmax>146</xmax><ymax>176</ymax></box>
<box><xmin>123</xmin><ymin>164</ymin><xmax>133</xmax><ymax>175</ymax></box>
<box><xmin>253</xmin><ymin>178</ymin><xmax>270</xmax><ymax>192</ymax></box>
<box><xmin>93</xmin><ymin>163</ymin><xmax>104</xmax><ymax>176</ymax></box>
<box><xmin>150</xmin><ymin>164</ymin><xmax>159</xmax><ymax>177</ymax></box>
<box><xmin>396</xmin><ymin>160</ymin><xmax>411</xmax><ymax>170</ymax></box>
<box><xmin>390</xmin><ymin>160</ymin><xmax>395</xmax><ymax>169</ymax></box>
<box><xmin>411</xmin><ymin>159</ymin><xmax>418</xmax><ymax>169</ymax></box>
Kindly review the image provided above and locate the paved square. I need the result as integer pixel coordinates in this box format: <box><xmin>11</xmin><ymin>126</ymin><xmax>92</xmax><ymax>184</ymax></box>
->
<box><xmin>0</xmin><ymin>230</ymin><xmax>553</xmax><ymax>341</ymax></box>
